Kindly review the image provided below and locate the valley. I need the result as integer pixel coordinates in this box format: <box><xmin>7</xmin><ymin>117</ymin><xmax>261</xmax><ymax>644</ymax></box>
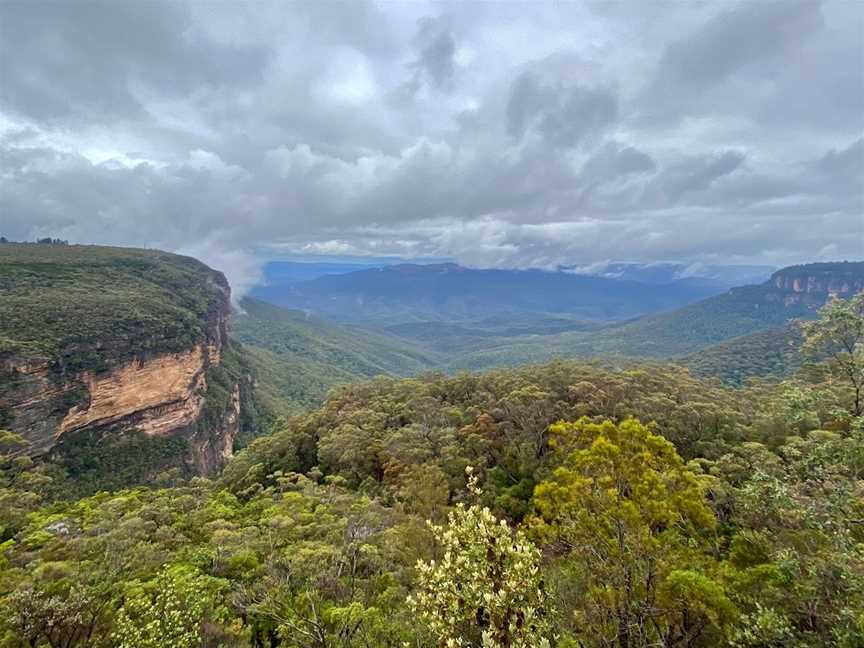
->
<box><xmin>244</xmin><ymin>259</ymin><xmax>864</xmax><ymax>387</ymax></box>
<box><xmin>1</xmin><ymin>241</ymin><xmax>862</xmax><ymax>647</ymax></box>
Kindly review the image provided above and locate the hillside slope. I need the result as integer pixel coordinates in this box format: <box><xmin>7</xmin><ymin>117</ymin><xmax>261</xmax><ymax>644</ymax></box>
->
<box><xmin>584</xmin><ymin>261</ymin><xmax>864</xmax><ymax>356</ymax></box>
<box><xmin>681</xmin><ymin>324</ymin><xmax>805</xmax><ymax>385</ymax></box>
<box><xmin>0</xmin><ymin>243</ymin><xmax>256</xmax><ymax>483</ymax></box>
<box><xmin>232</xmin><ymin>297</ymin><xmax>440</xmax><ymax>413</ymax></box>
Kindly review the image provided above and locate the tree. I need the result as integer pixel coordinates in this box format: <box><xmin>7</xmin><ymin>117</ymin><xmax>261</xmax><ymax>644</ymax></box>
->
<box><xmin>409</xmin><ymin>468</ymin><xmax>551</xmax><ymax>648</ymax></box>
<box><xmin>803</xmin><ymin>291</ymin><xmax>864</xmax><ymax>417</ymax></box>
<box><xmin>530</xmin><ymin>418</ymin><xmax>733</xmax><ymax>648</ymax></box>
<box><xmin>723</xmin><ymin>430</ymin><xmax>864</xmax><ymax>647</ymax></box>
<box><xmin>0</xmin><ymin>430</ymin><xmax>56</xmax><ymax>541</ymax></box>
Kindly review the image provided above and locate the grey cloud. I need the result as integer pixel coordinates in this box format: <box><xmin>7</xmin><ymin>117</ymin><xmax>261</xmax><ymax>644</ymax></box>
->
<box><xmin>506</xmin><ymin>72</ymin><xmax>545</xmax><ymax>138</ymax></box>
<box><xmin>581</xmin><ymin>142</ymin><xmax>657</xmax><ymax>181</ymax></box>
<box><xmin>636</xmin><ymin>0</ymin><xmax>862</xmax><ymax>135</ymax></box>
<box><xmin>817</xmin><ymin>137</ymin><xmax>864</xmax><ymax>179</ymax></box>
<box><xmin>658</xmin><ymin>1</ymin><xmax>824</xmax><ymax>89</ymax></box>
<box><xmin>0</xmin><ymin>0</ymin><xmax>268</xmax><ymax>124</ymax></box>
<box><xmin>641</xmin><ymin>151</ymin><xmax>746</xmax><ymax>209</ymax></box>
<box><xmin>411</xmin><ymin>16</ymin><xmax>457</xmax><ymax>88</ymax></box>
<box><xmin>675</xmin><ymin>138</ymin><xmax>864</xmax><ymax>219</ymax></box>
<box><xmin>507</xmin><ymin>69</ymin><xmax>618</xmax><ymax>148</ymax></box>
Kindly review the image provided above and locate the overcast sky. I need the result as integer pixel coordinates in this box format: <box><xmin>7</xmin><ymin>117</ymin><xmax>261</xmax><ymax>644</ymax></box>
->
<box><xmin>1</xmin><ymin>0</ymin><xmax>862</xmax><ymax>292</ymax></box>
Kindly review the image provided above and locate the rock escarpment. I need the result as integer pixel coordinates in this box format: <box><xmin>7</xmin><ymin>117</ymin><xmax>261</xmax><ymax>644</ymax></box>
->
<box><xmin>0</xmin><ymin>243</ymin><xmax>252</xmax><ymax>478</ymax></box>
<box><xmin>769</xmin><ymin>261</ymin><xmax>864</xmax><ymax>307</ymax></box>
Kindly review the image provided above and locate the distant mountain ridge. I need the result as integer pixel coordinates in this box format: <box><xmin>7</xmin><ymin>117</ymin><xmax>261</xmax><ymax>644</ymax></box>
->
<box><xmin>261</xmin><ymin>261</ymin><xmax>385</xmax><ymax>284</ymax></box>
<box><xmin>258</xmin><ymin>259</ymin><xmax>776</xmax><ymax>289</ymax></box>
<box><xmin>248</xmin><ymin>260</ymin><xmax>864</xmax><ymax>380</ymax></box>
<box><xmin>250</xmin><ymin>262</ymin><xmax>725</xmax><ymax>324</ymax></box>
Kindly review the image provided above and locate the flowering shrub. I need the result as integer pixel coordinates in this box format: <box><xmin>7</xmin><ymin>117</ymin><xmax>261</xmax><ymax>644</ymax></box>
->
<box><xmin>409</xmin><ymin>468</ymin><xmax>551</xmax><ymax>648</ymax></box>
<box><xmin>113</xmin><ymin>569</ymin><xmax>208</xmax><ymax>648</ymax></box>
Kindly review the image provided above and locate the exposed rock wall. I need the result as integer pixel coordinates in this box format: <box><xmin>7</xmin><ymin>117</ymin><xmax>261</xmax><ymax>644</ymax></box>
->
<box><xmin>773</xmin><ymin>274</ymin><xmax>864</xmax><ymax>297</ymax></box>
<box><xmin>0</xmin><ymin>274</ymin><xmax>243</xmax><ymax>477</ymax></box>
<box><xmin>769</xmin><ymin>263</ymin><xmax>864</xmax><ymax>309</ymax></box>
<box><xmin>59</xmin><ymin>344</ymin><xmax>211</xmax><ymax>437</ymax></box>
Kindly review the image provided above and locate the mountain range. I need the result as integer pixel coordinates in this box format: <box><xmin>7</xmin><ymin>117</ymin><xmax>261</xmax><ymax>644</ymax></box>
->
<box><xmin>260</xmin><ymin>259</ymin><xmax>775</xmax><ymax>289</ymax></box>
<box><xmin>247</xmin><ymin>258</ymin><xmax>864</xmax><ymax>392</ymax></box>
<box><xmin>250</xmin><ymin>262</ymin><xmax>726</xmax><ymax>325</ymax></box>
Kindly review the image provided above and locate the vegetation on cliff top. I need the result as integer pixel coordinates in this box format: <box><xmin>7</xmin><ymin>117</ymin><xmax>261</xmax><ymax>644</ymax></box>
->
<box><xmin>0</xmin><ymin>243</ymin><xmax>229</xmax><ymax>370</ymax></box>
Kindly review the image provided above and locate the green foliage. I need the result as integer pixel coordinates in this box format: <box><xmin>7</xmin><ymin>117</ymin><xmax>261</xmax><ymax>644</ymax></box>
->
<box><xmin>0</xmin><ymin>430</ymin><xmax>59</xmax><ymax>541</ymax></box>
<box><xmin>0</xmin><ymin>477</ymin><xmax>419</xmax><ymax>647</ymax></box>
<box><xmin>682</xmin><ymin>324</ymin><xmax>805</xmax><ymax>385</ymax></box>
<box><xmin>223</xmin><ymin>359</ymin><xmax>775</xmax><ymax>512</ymax></box>
<box><xmin>803</xmin><ymin>291</ymin><xmax>864</xmax><ymax>415</ymax></box>
<box><xmin>2</xmin><ymin>356</ymin><xmax>863</xmax><ymax>647</ymax></box>
<box><xmin>717</xmin><ymin>429</ymin><xmax>864</xmax><ymax>646</ymax></box>
<box><xmin>531</xmin><ymin>418</ymin><xmax>732</xmax><ymax>647</ymax></box>
<box><xmin>49</xmin><ymin>427</ymin><xmax>189</xmax><ymax>495</ymax></box>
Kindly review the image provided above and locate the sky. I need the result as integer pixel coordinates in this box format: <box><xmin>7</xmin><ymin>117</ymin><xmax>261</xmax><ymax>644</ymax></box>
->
<box><xmin>1</xmin><ymin>0</ymin><xmax>862</xmax><ymax>294</ymax></box>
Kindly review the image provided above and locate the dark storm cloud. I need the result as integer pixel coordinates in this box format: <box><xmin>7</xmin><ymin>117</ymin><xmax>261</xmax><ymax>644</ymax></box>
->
<box><xmin>0</xmin><ymin>0</ymin><xmax>861</xmax><ymax>290</ymax></box>
<box><xmin>639</xmin><ymin>0</ymin><xmax>862</xmax><ymax>133</ymax></box>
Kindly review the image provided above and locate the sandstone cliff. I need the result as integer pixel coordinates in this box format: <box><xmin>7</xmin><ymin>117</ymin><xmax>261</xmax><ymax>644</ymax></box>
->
<box><xmin>769</xmin><ymin>261</ymin><xmax>864</xmax><ymax>307</ymax></box>
<box><xmin>0</xmin><ymin>243</ymin><xmax>253</xmax><ymax>479</ymax></box>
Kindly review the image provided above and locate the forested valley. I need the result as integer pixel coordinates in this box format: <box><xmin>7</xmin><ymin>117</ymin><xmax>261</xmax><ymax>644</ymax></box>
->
<box><xmin>2</xmin><ymin>293</ymin><xmax>862</xmax><ymax>648</ymax></box>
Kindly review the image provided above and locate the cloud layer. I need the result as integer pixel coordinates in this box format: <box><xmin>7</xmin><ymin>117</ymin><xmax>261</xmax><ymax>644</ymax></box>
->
<box><xmin>2</xmin><ymin>0</ymin><xmax>862</xmax><ymax>291</ymax></box>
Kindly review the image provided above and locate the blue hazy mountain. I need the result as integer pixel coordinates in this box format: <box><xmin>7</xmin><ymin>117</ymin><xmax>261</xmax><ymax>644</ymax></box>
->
<box><xmin>250</xmin><ymin>262</ymin><xmax>725</xmax><ymax>325</ymax></box>
<box><xmin>261</xmin><ymin>261</ymin><xmax>386</xmax><ymax>284</ymax></box>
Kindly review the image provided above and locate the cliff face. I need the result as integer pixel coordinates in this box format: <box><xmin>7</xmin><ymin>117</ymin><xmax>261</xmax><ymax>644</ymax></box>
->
<box><xmin>0</xmin><ymin>244</ymin><xmax>250</xmax><ymax>478</ymax></box>
<box><xmin>768</xmin><ymin>261</ymin><xmax>864</xmax><ymax>308</ymax></box>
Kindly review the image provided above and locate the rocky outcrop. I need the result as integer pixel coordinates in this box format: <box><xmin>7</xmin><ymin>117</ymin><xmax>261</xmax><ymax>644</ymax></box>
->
<box><xmin>768</xmin><ymin>262</ymin><xmax>864</xmax><ymax>309</ymax></box>
<box><xmin>0</xmin><ymin>262</ymin><xmax>245</xmax><ymax>478</ymax></box>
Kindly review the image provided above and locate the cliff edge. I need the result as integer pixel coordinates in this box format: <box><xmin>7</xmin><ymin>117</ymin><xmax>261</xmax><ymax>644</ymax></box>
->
<box><xmin>0</xmin><ymin>243</ymin><xmax>251</xmax><ymax>478</ymax></box>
